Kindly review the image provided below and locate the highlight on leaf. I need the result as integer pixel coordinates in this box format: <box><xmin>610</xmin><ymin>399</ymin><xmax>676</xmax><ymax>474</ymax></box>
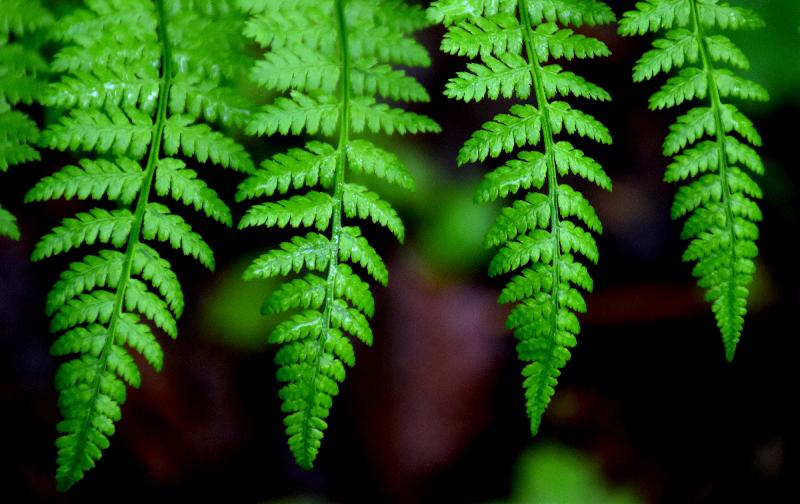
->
<box><xmin>430</xmin><ymin>0</ymin><xmax>615</xmax><ymax>436</ymax></box>
<box><xmin>620</xmin><ymin>0</ymin><xmax>768</xmax><ymax>360</ymax></box>
<box><xmin>28</xmin><ymin>0</ymin><xmax>253</xmax><ymax>491</ymax></box>
<box><xmin>238</xmin><ymin>0</ymin><xmax>439</xmax><ymax>469</ymax></box>
<box><xmin>0</xmin><ymin>1</ymin><xmax>52</xmax><ymax>239</ymax></box>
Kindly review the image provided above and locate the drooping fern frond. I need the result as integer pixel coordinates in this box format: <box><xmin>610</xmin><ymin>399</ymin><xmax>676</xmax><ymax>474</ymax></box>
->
<box><xmin>0</xmin><ymin>1</ymin><xmax>52</xmax><ymax>239</ymax></box>
<box><xmin>238</xmin><ymin>0</ymin><xmax>439</xmax><ymax>469</ymax></box>
<box><xmin>620</xmin><ymin>0</ymin><xmax>768</xmax><ymax>360</ymax></box>
<box><xmin>430</xmin><ymin>0</ymin><xmax>614</xmax><ymax>436</ymax></box>
<box><xmin>28</xmin><ymin>0</ymin><xmax>253</xmax><ymax>490</ymax></box>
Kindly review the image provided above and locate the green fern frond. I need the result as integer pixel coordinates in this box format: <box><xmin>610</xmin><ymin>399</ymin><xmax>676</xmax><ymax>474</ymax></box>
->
<box><xmin>29</xmin><ymin>0</ymin><xmax>253</xmax><ymax>490</ymax></box>
<box><xmin>0</xmin><ymin>1</ymin><xmax>52</xmax><ymax>239</ymax></box>
<box><xmin>239</xmin><ymin>0</ymin><xmax>439</xmax><ymax>469</ymax></box>
<box><xmin>432</xmin><ymin>0</ymin><xmax>614</xmax><ymax>436</ymax></box>
<box><xmin>620</xmin><ymin>0</ymin><xmax>768</xmax><ymax>360</ymax></box>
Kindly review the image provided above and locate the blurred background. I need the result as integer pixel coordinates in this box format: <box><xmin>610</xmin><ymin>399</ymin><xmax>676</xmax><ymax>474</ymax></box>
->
<box><xmin>2</xmin><ymin>0</ymin><xmax>798</xmax><ymax>502</ymax></box>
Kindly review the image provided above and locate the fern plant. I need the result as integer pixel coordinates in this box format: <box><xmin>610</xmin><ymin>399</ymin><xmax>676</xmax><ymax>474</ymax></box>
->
<box><xmin>0</xmin><ymin>1</ymin><xmax>52</xmax><ymax>239</ymax></box>
<box><xmin>429</xmin><ymin>0</ymin><xmax>615</xmax><ymax>436</ymax></box>
<box><xmin>27</xmin><ymin>0</ymin><xmax>253</xmax><ymax>490</ymax></box>
<box><xmin>237</xmin><ymin>0</ymin><xmax>439</xmax><ymax>468</ymax></box>
<box><xmin>619</xmin><ymin>0</ymin><xmax>768</xmax><ymax>360</ymax></box>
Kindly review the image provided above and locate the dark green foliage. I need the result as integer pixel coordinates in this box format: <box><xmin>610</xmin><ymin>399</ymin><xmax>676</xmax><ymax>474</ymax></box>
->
<box><xmin>28</xmin><ymin>0</ymin><xmax>253</xmax><ymax>490</ymax></box>
<box><xmin>430</xmin><ymin>0</ymin><xmax>614</xmax><ymax>435</ymax></box>
<box><xmin>0</xmin><ymin>1</ymin><xmax>52</xmax><ymax>239</ymax></box>
<box><xmin>238</xmin><ymin>0</ymin><xmax>439</xmax><ymax>469</ymax></box>
<box><xmin>620</xmin><ymin>0</ymin><xmax>768</xmax><ymax>360</ymax></box>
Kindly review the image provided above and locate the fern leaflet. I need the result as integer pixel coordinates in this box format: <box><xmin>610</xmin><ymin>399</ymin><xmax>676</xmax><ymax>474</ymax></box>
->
<box><xmin>0</xmin><ymin>1</ymin><xmax>52</xmax><ymax>239</ymax></box>
<box><xmin>620</xmin><ymin>0</ymin><xmax>768</xmax><ymax>360</ymax></box>
<box><xmin>238</xmin><ymin>0</ymin><xmax>439</xmax><ymax>469</ymax></box>
<box><xmin>431</xmin><ymin>0</ymin><xmax>615</xmax><ymax>435</ymax></box>
<box><xmin>29</xmin><ymin>0</ymin><xmax>253</xmax><ymax>490</ymax></box>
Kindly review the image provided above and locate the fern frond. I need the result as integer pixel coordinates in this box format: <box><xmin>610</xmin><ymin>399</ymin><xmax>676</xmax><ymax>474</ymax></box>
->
<box><xmin>432</xmin><ymin>0</ymin><xmax>614</xmax><ymax>436</ymax></box>
<box><xmin>620</xmin><ymin>0</ymin><xmax>768</xmax><ymax>360</ymax></box>
<box><xmin>240</xmin><ymin>0</ymin><xmax>439</xmax><ymax>469</ymax></box>
<box><xmin>30</xmin><ymin>0</ymin><xmax>252</xmax><ymax>490</ymax></box>
<box><xmin>0</xmin><ymin>1</ymin><xmax>51</xmax><ymax>239</ymax></box>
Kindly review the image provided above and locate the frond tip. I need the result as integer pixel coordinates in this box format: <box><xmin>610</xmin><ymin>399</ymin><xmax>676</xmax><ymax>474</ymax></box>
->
<box><xmin>620</xmin><ymin>0</ymin><xmax>767</xmax><ymax>359</ymax></box>
<box><xmin>432</xmin><ymin>0</ymin><xmax>614</xmax><ymax>435</ymax></box>
<box><xmin>240</xmin><ymin>0</ymin><xmax>438</xmax><ymax>469</ymax></box>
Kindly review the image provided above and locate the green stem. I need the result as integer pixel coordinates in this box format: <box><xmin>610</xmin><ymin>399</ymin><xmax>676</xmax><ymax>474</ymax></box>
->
<box><xmin>519</xmin><ymin>3</ymin><xmax>562</xmax><ymax>348</ymax></box>
<box><xmin>67</xmin><ymin>0</ymin><xmax>173</xmax><ymax>466</ymax></box>
<box><xmin>325</xmin><ymin>0</ymin><xmax>350</xmax><ymax>341</ymax></box>
<box><xmin>296</xmin><ymin>0</ymin><xmax>350</xmax><ymax>466</ymax></box>
<box><xmin>689</xmin><ymin>0</ymin><xmax>738</xmax><ymax>358</ymax></box>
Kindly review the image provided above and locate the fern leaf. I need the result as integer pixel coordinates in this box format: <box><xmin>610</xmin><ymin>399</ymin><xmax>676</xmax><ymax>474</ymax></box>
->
<box><xmin>32</xmin><ymin>209</ymin><xmax>134</xmax><ymax>261</ymax></box>
<box><xmin>705</xmin><ymin>34</ymin><xmax>748</xmax><ymax>69</ymax></box>
<box><xmin>262</xmin><ymin>274</ymin><xmax>327</xmax><ymax>314</ymax></box>
<box><xmin>1</xmin><ymin>2</ymin><xmax>51</xmax><ymax>239</ymax></box>
<box><xmin>440</xmin><ymin>13</ymin><xmax>523</xmax><ymax>59</ymax></box>
<box><xmin>621</xmin><ymin>0</ymin><xmax>768</xmax><ymax>359</ymax></box>
<box><xmin>240</xmin><ymin>0</ymin><xmax>438</xmax><ymax>468</ymax></box>
<box><xmin>243</xmin><ymin>233</ymin><xmax>333</xmax><ymax>280</ymax></box>
<box><xmin>0</xmin><ymin>205</ymin><xmax>19</xmax><ymax>239</ymax></box>
<box><xmin>342</xmin><ymin>183</ymin><xmax>405</xmax><ymax>241</ymax></box>
<box><xmin>248</xmin><ymin>91</ymin><xmax>339</xmax><ymax>136</ymax></box>
<box><xmin>351</xmin><ymin>62</ymin><xmax>430</xmax><ymax>103</ymax></box>
<box><xmin>169</xmin><ymin>76</ymin><xmax>252</xmax><ymax>128</ymax></box>
<box><xmin>530</xmin><ymin>23</ymin><xmax>611</xmax><ymax>62</ymax></box>
<box><xmin>339</xmin><ymin>226</ymin><xmax>389</xmax><ymax>286</ymax></box>
<box><xmin>26</xmin><ymin>158</ymin><xmax>144</xmax><ymax>205</ymax></box>
<box><xmin>236</xmin><ymin>141</ymin><xmax>337</xmax><ymax>200</ymax></box>
<box><xmin>475</xmin><ymin>151</ymin><xmax>548</xmax><ymax>203</ymax></box>
<box><xmin>553</xmin><ymin>141</ymin><xmax>612</xmax><ymax>189</ymax></box>
<box><xmin>632</xmin><ymin>29</ymin><xmax>697</xmax><ymax>82</ymax></box>
<box><xmin>239</xmin><ymin>192</ymin><xmax>334</xmax><ymax>231</ymax></box>
<box><xmin>0</xmin><ymin>108</ymin><xmax>40</xmax><ymax>170</ymax></box>
<box><xmin>346</xmin><ymin>139</ymin><xmax>415</xmax><ymax>191</ymax></box>
<box><xmin>154</xmin><ymin>158</ymin><xmax>233</xmax><ymax>225</ymax></box>
<box><xmin>458</xmin><ymin>104</ymin><xmax>543</xmax><ymax>164</ymax></box>
<box><xmin>445</xmin><ymin>53</ymin><xmax>531</xmax><ymax>102</ymax></box>
<box><xmin>42</xmin><ymin>107</ymin><xmax>154</xmax><ymax>160</ymax></box>
<box><xmin>434</xmin><ymin>0</ymin><xmax>614</xmax><ymax>437</ymax></box>
<box><xmin>44</xmin><ymin>68</ymin><xmax>161</xmax><ymax>115</ymax></box>
<box><xmin>485</xmin><ymin>193</ymin><xmax>551</xmax><ymax>247</ymax></box>
<box><xmin>31</xmin><ymin>0</ymin><xmax>252</xmax><ymax>489</ymax></box>
<box><xmin>163</xmin><ymin>115</ymin><xmax>254</xmax><ymax>172</ymax></box>
<box><xmin>251</xmin><ymin>46</ymin><xmax>339</xmax><ymax>94</ymax></box>
<box><xmin>540</xmin><ymin>64</ymin><xmax>611</xmax><ymax>101</ymax></box>
<box><xmin>142</xmin><ymin>203</ymin><xmax>215</xmax><ymax>269</ymax></box>
<box><xmin>350</xmin><ymin>97</ymin><xmax>441</xmax><ymax>135</ymax></box>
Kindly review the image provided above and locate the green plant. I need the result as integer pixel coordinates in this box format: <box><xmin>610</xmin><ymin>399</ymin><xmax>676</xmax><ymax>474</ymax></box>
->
<box><xmin>26</xmin><ymin>0</ymin><xmax>253</xmax><ymax>490</ymax></box>
<box><xmin>619</xmin><ymin>0</ymin><xmax>768</xmax><ymax>360</ymax></box>
<box><xmin>0</xmin><ymin>1</ymin><xmax>52</xmax><ymax>239</ymax></box>
<box><xmin>237</xmin><ymin>0</ymin><xmax>439</xmax><ymax>468</ymax></box>
<box><xmin>429</xmin><ymin>0</ymin><xmax>615</xmax><ymax>436</ymax></box>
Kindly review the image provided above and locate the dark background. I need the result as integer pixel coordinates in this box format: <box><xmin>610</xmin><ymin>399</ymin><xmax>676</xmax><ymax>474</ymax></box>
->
<box><xmin>2</xmin><ymin>1</ymin><xmax>798</xmax><ymax>502</ymax></box>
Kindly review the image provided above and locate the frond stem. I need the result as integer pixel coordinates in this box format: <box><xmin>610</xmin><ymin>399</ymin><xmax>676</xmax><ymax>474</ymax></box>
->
<box><xmin>690</xmin><ymin>0</ymin><xmax>738</xmax><ymax>360</ymax></box>
<box><xmin>62</xmin><ymin>0</ymin><xmax>174</xmax><ymax>474</ymax></box>
<box><xmin>519</xmin><ymin>2</ymin><xmax>563</xmax><ymax>371</ymax></box>
<box><xmin>296</xmin><ymin>0</ymin><xmax>351</xmax><ymax>467</ymax></box>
